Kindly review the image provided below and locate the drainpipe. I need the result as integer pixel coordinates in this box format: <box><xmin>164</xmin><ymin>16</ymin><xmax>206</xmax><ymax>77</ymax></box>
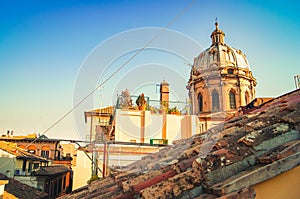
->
<box><xmin>102</xmin><ymin>143</ymin><xmax>106</xmax><ymax>178</ymax></box>
<box><xmin>162</xmin><ymin>112</ymin><xmax>167</xmax><ymax>140</ymax></box>
<box><xmin>140</xmin><ymin>111</ymin><xmax>145</xmax><ymax>143</ymax></box>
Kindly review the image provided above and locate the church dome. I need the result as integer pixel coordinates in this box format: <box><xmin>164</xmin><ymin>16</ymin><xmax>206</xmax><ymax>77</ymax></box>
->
<box><xmin>187</xmin><ymin>22</ymin><xmax>257</xmax><ymax>132</ymax></box>
<box><xmin>193</xmin><ymin>22</ymin><xmax>250</xmax><ymax>71</ymax></box>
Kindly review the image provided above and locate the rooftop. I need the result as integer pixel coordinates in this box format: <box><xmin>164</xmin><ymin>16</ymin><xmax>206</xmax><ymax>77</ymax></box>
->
<box><xmin>35</xmin><ymin>165</ymin><xmax>71</xmax><ymax>176</ymax></box>
<box><xmin>0</xmin><ymin>173</ymin><xmax>48</xmax><ymax>199</ymax></box>
<box><xmin>0</xmin><ymin>136</ymin><xmax>62</xmax><ymax>143</ymax></box>
<box><xmin>61</xmin><ymin>89</ymin><xmax>300</xmax><ymax>198</ymax></box>
<box><xmin>0</xmin><ymin>141</ymin><xmax>48</xmax><ymax>162</ymax></box>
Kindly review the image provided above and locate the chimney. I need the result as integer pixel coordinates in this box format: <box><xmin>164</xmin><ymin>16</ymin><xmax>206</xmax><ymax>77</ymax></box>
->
<box><xmin>160</xmin><ymin>80</ymin><xmax>169</xmax><ymax>110</ymax></box>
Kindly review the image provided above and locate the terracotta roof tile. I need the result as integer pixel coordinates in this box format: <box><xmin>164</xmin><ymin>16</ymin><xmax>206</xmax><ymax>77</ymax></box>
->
<box><xmin>0</xmin><ymin>173</ymin><xmax>48</xmax><ymax>199</ymax></box>
<box><xmin>35</xmin><ymin>165</ymin><xmax>70</xmax><ymax>176</ymax></box>
<box><xmin>61</xmin><ymin>89</ymin><xmax>300</xmax><ymax>199</ymax></box>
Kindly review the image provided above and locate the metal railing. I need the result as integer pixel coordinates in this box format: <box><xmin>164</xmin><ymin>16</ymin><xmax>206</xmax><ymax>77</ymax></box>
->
<box><xmin>115</xmin><ymin>95</ymin><xmax>191</xmax><ymax>114</ymax></box>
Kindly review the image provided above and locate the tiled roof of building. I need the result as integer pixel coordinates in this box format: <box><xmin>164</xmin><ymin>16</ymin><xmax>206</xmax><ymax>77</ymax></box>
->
<box><xmin>0</xmin><ymin>173</ymin><xmax>48</xmax><ymax>199</ymax></box>
<box><xmin>0</xmin><ymin>136</ymin><xmax>61</xmax><ymax>143</ymax></box>
<box><xmin>62</xmin><ymin>89</ymin><xmax>300</xmax><ymax>199</ymax></box>
<box><xmin>35</xmin><ymin>165</ymin><xmax>71</xmax><ymax>176</ymax></box>
<box><xmin>0</xmin><ymin>141</ymin><xmax>48</xmax><ymax>162</ymax></box>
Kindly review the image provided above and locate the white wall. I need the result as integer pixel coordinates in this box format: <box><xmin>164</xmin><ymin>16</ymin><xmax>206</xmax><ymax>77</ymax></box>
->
<box><xmin>72</xmin><ymin>145</ymin><xmax>160</xmax><ymax>190</ymax></box>
<box><xmin>115</xmin><ymin>109</ymin><xmax>143</xmax><ymax>142</ymax></box>
<box><xmin>115</xmin><ymin>109</ymin><xmax>199</xmax><ymax>144</ymax></box>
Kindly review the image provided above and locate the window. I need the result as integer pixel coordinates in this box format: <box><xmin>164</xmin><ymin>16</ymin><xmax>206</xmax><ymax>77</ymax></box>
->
<box><xmin>229</xmin><ymin>91</ymin><xmax>236</xmax><ymax>109</ymax></box>
<box><xmin>212</xmin><ymin>91</ymin><xmax>220</xmax><ymax>111</ymax></box>
<box><xmin>41</xmin><ymin>146</ymin><xmax>50</xmax><ymax>159</ymax></box>
<box><xmin>33</xmin><ymin>163</ymin><xmax>39</xmax><ymax>170</ymax></box>
<box><xmin>22</xmin><ymin>160</ymin><xmax>27</xmax><ymax>172</ymax></box>
<box><xmin>63</xmin><ymin>175</ymin><xmax>66</xmax><ymax>190</ymax></box>
<box><xmin>28</xmin><ymin>161</ymin><xmax>32</xmax><ymax>173</ymax></box>
<box><xmin>245</xmin><ymin>92</ymin><xmax>250</xmax><ymax>105</ymax></box>
<box><xmin>58</xmin><ymin>177</ymin><xmax>62</xmax><ymax>195</ymax></box>
<box><xmin>41</xmin><ymin>150</ymin><xmax>50</xmax><ymax>158</ymax></box>
<box><xmin>198</xmin><ymin>94</ymin><xmax>203</xmax><ymax>112</ymax></box>
<box><xmin>228</xmin><ymin>69</ymin><xmax>234</xmax><ymax>74</ymax></box>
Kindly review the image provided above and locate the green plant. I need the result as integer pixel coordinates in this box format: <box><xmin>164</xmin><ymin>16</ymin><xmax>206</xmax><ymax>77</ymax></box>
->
<box><xmin>167</xmin><ymin>107</ymin><xmax>180</xmax><ymax>114</ymax></box>
<box><xmin>87</xmin><ymin>174</ymin><xmax>100</xmax><ymax>184</ymax></box>
<box><xmin>136</xmin><ymin>93</ymin><xmax>146</xmax><ymax>106</ymax></box>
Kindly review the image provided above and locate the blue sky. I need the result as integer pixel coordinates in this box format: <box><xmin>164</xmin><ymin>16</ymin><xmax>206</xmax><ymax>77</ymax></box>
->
<box><xmin>0</xmin><ymin>0</ymin><xmax>299</xmax><ymax>139</ymax></box>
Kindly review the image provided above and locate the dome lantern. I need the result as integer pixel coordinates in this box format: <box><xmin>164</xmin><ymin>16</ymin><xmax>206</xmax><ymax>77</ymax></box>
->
<box><xmin>194</xmin><ymin>22</ymin><xmax>251</xmax><ymax>70</ymax></box>
<box><xmin>210</xmin><ymin>21</ymin><xmax>225</xmax><ymax>45</ymax></box>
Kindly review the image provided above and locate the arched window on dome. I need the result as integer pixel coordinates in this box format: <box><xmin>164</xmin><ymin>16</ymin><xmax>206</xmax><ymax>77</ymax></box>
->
<box><xmin>198</xmin><ymin>94</ymin><xmax>203</xmax><ymax>113</ymax></box>
<box><xmin>229</xmin><ymin>91</ymin><xmax>236</xmax><ymax>109</ymax></box>
<box><xmin>245</xmin><ymin>91</ymin><xmax>250</xmax><ymax>105</ymax></box>
<box><xmin>212</xmin><ymin>91</ymin><xmax>220</xmax><ymax>111</ymax></box>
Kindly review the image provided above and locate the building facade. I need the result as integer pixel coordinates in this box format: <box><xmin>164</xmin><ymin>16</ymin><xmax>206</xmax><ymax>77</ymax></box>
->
<box><xmin>187</xmin><ymin>22</ymin><xmax>257</xmax><ymax>132</ymax></box>
<box><xmin>0</xmin><ymin>133</ymin><xmax>61</xmax><ymax>160</ymax></box>
<box><xmin>0</xmin><ymin>141</ymin><xmax>72</xmax><ymax>198</ymax></box>
<box><xmin>0</xmin><ymin>141</ymin><xmax>49</xmax><ymax>178</ymax></box>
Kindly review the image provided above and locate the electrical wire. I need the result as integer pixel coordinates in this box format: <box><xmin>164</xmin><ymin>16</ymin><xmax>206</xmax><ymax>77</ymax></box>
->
<box><xmin>25</xmin><ymin>0</ymin><xmax>197</xmax><ymax>148</ymax></box>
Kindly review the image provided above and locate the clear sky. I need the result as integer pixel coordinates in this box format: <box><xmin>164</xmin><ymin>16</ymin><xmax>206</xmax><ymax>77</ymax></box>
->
<box><xmin>0</xmin><ymin>0</ymin><xmax>299</xmax><ymax>139</ymax></box>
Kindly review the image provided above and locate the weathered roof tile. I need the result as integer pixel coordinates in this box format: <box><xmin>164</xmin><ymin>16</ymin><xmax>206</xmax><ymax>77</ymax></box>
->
<box><xmin>35</xmin><ymin>165</ymin><xmax>70</xmax><ymax>176</ymax></box>
<box><xmin>61</xmin><ymin>89</ymin><xmax>300</xmax><ymax>199</ymax></box>
<box><xmin>0</xmin><ymin>173</ymin><xmax>48</xmax><ymax>199</ymax></box>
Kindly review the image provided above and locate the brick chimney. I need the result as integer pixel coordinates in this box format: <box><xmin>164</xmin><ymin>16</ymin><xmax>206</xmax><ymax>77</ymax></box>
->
<box><xmin>160</xmin><ymin>80</ymin><xmax>169</xmax><ymax>110</ymax></box>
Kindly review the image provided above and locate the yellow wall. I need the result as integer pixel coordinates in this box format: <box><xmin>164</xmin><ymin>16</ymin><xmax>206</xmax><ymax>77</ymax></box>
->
<box><xmin>15</xmin><ymin>159</ymin><xmax>23</xmax><ymax>169</ymax></box>
<box><xmin>61</xmin><ymin>143</ymin><xmax>77</xmax><ymax>166</ymax></box>
<box><xmin>253</xmin><ymin>165</ymin><xmax>300</xmax><ymax>199</ymax></box>
<box><xmin>72</xmin><ymin>150</ymin><xmax>91</xmax><ymax>190</ymax></box>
